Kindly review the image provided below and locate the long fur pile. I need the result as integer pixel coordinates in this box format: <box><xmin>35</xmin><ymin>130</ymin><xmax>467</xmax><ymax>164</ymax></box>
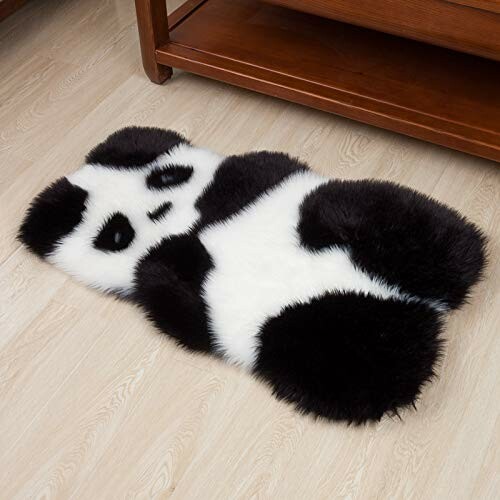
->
<box><xmin>18</xmin><ymin>127</ymin><xmax>487</xmax><ymax>424</ymax></box>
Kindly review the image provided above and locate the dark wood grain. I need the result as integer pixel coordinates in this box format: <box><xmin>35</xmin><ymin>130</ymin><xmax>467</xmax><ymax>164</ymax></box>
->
<box><xmin>134</xmin><ymin>0</ymin><xmax>172</xmax><ymax>84</ymax></box>
<box><xmin>445</xmin><ymin>0</ymin><xmax>500</xmax><ymax>14</ymax></box>
<box><xmin>169</xmin><ymin>0</ymin><xmax>208</xmax><ymax>29</ymax></box>
<box><xmin>0</xmin><ymin>0</ymin><xmax>28</xmax><ymax>21</ymax></box>
<box><xmin>264</xmin><ymin>0</ymin><xmax>500</xmax><ymax>61</ymax></box>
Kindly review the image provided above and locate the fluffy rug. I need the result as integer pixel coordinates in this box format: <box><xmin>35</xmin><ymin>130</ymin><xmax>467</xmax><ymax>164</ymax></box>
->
<box><xmin>19</xmin><ymin>127</ymin><xmax>486</xmax><ymax>423</ymax></box>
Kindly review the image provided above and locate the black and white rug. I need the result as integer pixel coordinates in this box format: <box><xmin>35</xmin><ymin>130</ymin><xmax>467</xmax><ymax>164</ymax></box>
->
<box><xmin>19</xmin><ymin>127</ymin><xmax>487</xmax><ymax>423</ymax></box>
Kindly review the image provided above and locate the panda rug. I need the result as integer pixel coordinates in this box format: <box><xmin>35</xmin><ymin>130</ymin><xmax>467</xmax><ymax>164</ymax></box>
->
<box><xmin>19</xmin><ymin>127</ymin><xmax>487</xmax><ymax>424</ymax></box>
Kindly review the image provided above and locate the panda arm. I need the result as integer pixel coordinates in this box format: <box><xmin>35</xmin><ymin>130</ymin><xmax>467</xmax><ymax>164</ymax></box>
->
<box><xmin>134</xmin><ymin>234</ymin><xmax>213</xmax><ymax>353</ymax></box>
<box><xmin>195</xmin><ymin>151</ymin><xmax>308</xmax><ymax>228</ymax></box>
<box><xmin>298</xmin><ymin>180</ymin><xmax>486</xmax><ymax>309</ymax></box>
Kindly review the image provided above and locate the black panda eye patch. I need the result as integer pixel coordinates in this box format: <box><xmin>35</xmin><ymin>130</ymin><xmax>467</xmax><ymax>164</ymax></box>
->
<box><xmin>94</xmin><ymin>213</ymin><xmax>135</xmax><ymax>252</ymax></box>
<box><xmin>146</xmin><ymin>165</ymin><xmax>193</xmax><ymax>190</ymax></box>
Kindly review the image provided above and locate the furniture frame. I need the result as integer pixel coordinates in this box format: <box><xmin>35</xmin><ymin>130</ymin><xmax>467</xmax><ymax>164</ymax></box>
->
<box><xmin>134</xmin><ymin>0</ymin><xmax>500</xmax><ymax>162</ymax></box>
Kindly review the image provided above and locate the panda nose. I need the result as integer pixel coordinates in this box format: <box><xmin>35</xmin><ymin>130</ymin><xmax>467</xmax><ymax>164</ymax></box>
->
<box><xmin>147</xmin><ymin>201</ymin><xmax>172</xmax><ymax>222</ymax></box>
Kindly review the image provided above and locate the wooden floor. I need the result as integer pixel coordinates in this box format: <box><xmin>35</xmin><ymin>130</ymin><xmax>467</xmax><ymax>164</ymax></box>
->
<box><xmin>0</xmin><ymin>1</ymin><xmax>499</xmax><ymax>498</ymax></box>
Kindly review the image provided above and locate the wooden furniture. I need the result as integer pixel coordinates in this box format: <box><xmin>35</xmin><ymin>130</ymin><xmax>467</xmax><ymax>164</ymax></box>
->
<box><xmin>134</xmin><ymin>0</ymin><xmax>500</xmax><ymax>162</ymax></box>
<box><xmin>264</xmin><ymin>0</ymin><xmax>500</xmax><ymax>61</ymax></box>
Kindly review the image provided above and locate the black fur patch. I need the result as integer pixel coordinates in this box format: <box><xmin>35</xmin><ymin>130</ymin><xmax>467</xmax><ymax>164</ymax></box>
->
<box><xmin>134</xmin><ymin>234</ymin><xmax>213</xmax><ymax>352</ymax></box>
<box><xmin>147</xmin><ymin>201</ymin><xmax>173</xmax><ymax>222</ymax></box>
<box><xmin>86</xmin><ymin>127</ymin><xmax>189</xmax><ymax>168</ymax></box>
<box><xmin>195</xmin><ymin>151</ymin><xmax>307</xmax><ymax>228</ymax></box>
<box><xmin>18</xmin><ymin>177</ymin><xmax>88</xmax><ymax>258</ymax></box>
<box><xmin>146</xmin><ymin>165</ymin><xmax>193</xmax><ymax>190</ymax></box>
<box><xmin>298</xmin><ymin>180</ymin><xmax>487</xmax><ymax>309</ymax></box>
<box><xmin>254</xmin><ymin>292</ymin><xmax>444</xmax><ymax>424</ymax></box>
<box><xmin>94</xmin><ymin>213</ymin><xmax>135</xmax><ymax>252</ymax></box>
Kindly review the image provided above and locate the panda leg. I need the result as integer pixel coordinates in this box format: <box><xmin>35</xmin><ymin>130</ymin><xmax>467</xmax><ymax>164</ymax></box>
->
<box><xmin>299</xmin><ymin>180</ymin><xmax>486</xmax><ymax>310</ymax></box>
<box><xmin>253</xmin><ymin>291</ymin><xmax>444</xmax><ymax>424</ymax></box>
<box><xmin>134</xmin><ymin>234</ymin><xmax>213</xmax><ymax>353</ymax></box>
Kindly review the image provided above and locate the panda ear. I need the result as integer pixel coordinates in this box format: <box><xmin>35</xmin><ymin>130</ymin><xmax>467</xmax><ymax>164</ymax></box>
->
<box><xmin>18</xmin><ymin>177</ymin><xmax>88</xmax><ymax>258</ymax></box>
<box><xmin>85</xmin><ymin>126</ymin><xmax>190</xmax><ymax>169</ymax></box>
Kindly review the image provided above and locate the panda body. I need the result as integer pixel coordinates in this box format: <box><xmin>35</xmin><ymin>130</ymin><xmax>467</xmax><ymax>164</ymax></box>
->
<box><xmin>19</xmin><ymin>127</ymin><xmax>487</xmax><ymax>424</ymax></box>
<box><xmin>200</xmin><ymin>170</ymin><xmax>413</xmax><ymax>368</ymax></box>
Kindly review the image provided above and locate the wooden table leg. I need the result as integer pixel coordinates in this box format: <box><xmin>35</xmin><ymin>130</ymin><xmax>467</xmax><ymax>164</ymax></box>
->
<box><xmin>134</xmin><ymin>0</ymin><xmax>172</xmax><ymax>84</ymax></box>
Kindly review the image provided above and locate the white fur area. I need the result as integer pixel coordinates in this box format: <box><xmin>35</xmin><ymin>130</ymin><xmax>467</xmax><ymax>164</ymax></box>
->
<box><xmin>48</xmin><ymin>144</ymin><xmax>223</xmax><ymax>294</ymax></box>
<box><xmin>200</xmin><ymin>171</ymin><xmax>423</xmax><ymax>369</ymax></box>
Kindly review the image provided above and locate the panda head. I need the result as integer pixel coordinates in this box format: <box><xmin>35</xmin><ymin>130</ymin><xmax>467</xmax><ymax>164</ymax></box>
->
<box><xmin>18</xmin><ymin>127</ymin><xmax>223</xmax><ymax>295</ymax></box>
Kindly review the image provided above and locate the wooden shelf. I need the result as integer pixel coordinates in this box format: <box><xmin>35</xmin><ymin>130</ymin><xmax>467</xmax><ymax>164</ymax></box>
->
<box><xmin>154</xmin><ymin>0</ymin><xmax>500</xmax><ymax>162</ymax></box>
